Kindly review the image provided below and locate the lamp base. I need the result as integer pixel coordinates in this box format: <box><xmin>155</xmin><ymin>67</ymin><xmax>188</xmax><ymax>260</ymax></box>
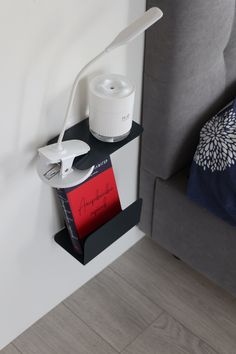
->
<box><xmin>37</xmin><ymin>157</ymin><xmax>94</xmax><ymax>189</ymax></box>
<box><xmin>37</xmin><ymin>140</ymin><xmax>94</xmax><ymax>188</ymax></box>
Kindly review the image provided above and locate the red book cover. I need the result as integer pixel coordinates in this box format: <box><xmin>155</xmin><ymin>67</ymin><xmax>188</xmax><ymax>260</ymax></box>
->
<box><xmin>57</xmin><ymin>157</ymin><xmax>121</xmax><ymax>249</ymax></box>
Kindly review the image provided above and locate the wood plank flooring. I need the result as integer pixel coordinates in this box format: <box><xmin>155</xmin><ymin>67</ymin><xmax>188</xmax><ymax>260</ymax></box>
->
<box><xmin>2</xmin><ymin>236</ymin><xmax>236</xmax><ymax>354</ymax></box>
<box><xmin>14</xmin><ymin>303</ymin><xmax>117</xmax><ymax>354</ymax></box>
<box><xmin>110</xmin><ymin>238</ymin><xmax>236</xmax><ymax>354</ymax></box>
<box><xmin>64</xmin><ymin>267</ymin><xmax>162</xmax><ymax>352</ymax></box>
<box><xmin>122</xmin><ymin>312</ymin><xmax>218</xmax><ymax>354</ymax></box>
<box><xmin>0</xmin><ymin>345</ymin><xmax>20</xmax><ymax>354</ymax></box>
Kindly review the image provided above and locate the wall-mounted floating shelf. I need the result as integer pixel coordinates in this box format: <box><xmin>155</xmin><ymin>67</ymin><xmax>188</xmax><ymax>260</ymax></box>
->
<box><xmin>50</xmin><ymin>118</ymin><xmax>143</xmax><ymax>265</ymax></box>
<box><xmin>49</xmin><ymin>118</ymin><xmax>143</xmax><ymax>170</ymax></box>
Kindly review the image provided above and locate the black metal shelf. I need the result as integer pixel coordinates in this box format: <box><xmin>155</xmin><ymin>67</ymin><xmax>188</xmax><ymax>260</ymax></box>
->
<box><xmin>49</xmin><ymin>118</ymin><xmax>143</xmax><ymax>170</ymax></box>
<box><xmin>51</xmin><ymin>118</ymin><xmax>143</xmax><ymax>265</ymax></box>
<box><xmin>55</xmin><ymin>199</ymin><xmax>142</xmax><ymax>265</ymax></box>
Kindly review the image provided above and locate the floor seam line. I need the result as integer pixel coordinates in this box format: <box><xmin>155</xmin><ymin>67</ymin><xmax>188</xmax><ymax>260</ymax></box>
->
<box><xmin>109</xmin><ymin>266</ymin><xmax>222</xmax><ymax>354</ymax></box>
<box><xmin>11</xmin><ymin>342</ymin><xmax>23</xmax><ymax>354</ymax></box>
<box><xmin>119</xmin><ymin>310</ymin><xmax>164</xmax><ymax>353</ymax></box>
<box><xmin>107</xmin><ymin>266</ymin><xmax>163</xmax><ymax>315</ymax></box>
<box><xmin>62</xmin><ymin>302</ymin><xmax>119</xmax><ymax>353</ymax></box>
<box><xmin>107</xmin><ymin>265</ymin><xmax>164</xmax><ymax>314</ymax></box>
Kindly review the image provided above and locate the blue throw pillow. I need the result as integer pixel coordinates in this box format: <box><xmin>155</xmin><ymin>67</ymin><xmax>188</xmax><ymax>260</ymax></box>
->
<box><xmin>187</xmin><ymin>99</ymin><xmax>236</xmax><ymax>225</ymax></box>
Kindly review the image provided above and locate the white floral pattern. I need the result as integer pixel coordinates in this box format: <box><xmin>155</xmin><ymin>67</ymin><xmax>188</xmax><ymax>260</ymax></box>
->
<box><xmin>194</xmin><ymin>107</ymin><xmax>236</xmax><ymax>172</ymax></box>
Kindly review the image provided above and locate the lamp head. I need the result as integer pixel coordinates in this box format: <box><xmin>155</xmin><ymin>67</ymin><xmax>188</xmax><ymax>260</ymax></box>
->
<box><xmin>105</xmin><ymin>7</ymin><xmax>163</xmax><ymax>52</ymax></box>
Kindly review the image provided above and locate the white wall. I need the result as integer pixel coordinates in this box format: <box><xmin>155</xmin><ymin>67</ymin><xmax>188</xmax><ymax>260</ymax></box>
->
<box><xmin>0</xmin><ymin>0</ymin><xmax>145</xmax><ymax>349</ymax></box>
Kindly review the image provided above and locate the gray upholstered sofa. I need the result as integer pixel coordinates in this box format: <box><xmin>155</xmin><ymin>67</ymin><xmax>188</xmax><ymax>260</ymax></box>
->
<box><xmin>139</xmin><ymin>0</ymin><xmax>236</xmax><ymax>296</ymax></box>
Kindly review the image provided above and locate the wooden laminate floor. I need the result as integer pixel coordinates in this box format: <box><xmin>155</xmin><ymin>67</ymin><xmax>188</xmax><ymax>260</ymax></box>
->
<box><xmin>2</xmin><ymin>237</ymin><xmax>236</xmax><ymax>354</ymax></box>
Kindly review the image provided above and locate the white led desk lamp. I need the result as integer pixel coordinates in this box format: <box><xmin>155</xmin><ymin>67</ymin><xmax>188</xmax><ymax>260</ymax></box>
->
<box><xmin>37</xmin><ymin>7</ymin><xmax>163</xmax><ymax>188</ymax></box>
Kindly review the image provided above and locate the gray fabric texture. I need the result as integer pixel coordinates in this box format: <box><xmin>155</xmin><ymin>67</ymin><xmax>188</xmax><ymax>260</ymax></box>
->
<box><xmin>141</xmin><ymin>0</ymin><xmax>236</xmax><ymax>180</ymax></box>
<box><xmin>139</xmin><ymin>168</ymin><xmax>157</xmax><ymax>235</ymax></box>
<box><xmin>139</xmin><ymin>0</ymin><xmax>236</xmax><ymax>295</ymax></box>
<box><xmin>152</xmin><ymin>170</ymin><xmax>236</xmax><ymax>296</ymax></box>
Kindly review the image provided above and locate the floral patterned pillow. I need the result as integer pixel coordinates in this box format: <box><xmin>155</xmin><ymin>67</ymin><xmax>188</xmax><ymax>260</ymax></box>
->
<box><xmin>187</xmin><ymin>99</ymin><xmax>236</xmax><ymax>225</ymax></box>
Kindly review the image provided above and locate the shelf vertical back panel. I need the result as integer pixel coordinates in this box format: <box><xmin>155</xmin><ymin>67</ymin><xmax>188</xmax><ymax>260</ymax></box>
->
<box><xmin>83</xmin><ymin>199</ymin><xmax>142</xmax><ymax>264</ymax></box>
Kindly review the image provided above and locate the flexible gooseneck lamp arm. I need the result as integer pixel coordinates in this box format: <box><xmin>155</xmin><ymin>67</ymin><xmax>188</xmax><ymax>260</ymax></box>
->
<box><xmin>37</xmin><ymin>7</ymin><xmax>163</xmax><ymax>188</ymax></box>
<box><xmin>57</xmin><ymin>51</ymin><xmax>106</xmax><ymax>151</ymax></box>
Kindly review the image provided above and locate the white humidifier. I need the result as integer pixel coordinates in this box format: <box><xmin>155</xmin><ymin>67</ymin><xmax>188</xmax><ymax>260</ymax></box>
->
<box><xmin>88</xmin><ymin>74</ymin><xmax>135</xmax><ymax>142</ymax></box>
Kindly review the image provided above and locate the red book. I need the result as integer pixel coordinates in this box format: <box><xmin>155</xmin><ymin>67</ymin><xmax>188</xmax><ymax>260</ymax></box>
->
<box><xmin>57</xmin><ymin>157</ymin><xmax>121</xmax><ymax>253</ymax></box>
